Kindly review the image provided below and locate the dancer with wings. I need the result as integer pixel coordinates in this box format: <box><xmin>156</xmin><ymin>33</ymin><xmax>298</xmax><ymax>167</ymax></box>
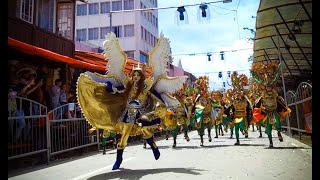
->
<box><xmin>76</xmin><ymin>32</ymin><xmax>187</xmax><ymax>170</ymax></box>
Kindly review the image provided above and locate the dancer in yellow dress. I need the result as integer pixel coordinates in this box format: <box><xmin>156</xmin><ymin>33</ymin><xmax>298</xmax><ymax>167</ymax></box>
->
<box><xmin>77</xmin><ymin>32</ymin><xmax>187</xmax><ymax>170</ymax></box>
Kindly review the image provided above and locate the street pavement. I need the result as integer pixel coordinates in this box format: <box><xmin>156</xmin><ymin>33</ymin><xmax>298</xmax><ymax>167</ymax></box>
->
<box><xmin>8</xmin><ymin>128</ymin><xmax>312</xmax><ymax>180</ymax></box>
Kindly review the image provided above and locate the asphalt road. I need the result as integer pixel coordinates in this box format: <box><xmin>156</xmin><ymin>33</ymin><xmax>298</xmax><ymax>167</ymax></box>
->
<box><xmin>9</xmin><ymin>128</ymin><xmax>312</xmax><ymax>180</ymax></box>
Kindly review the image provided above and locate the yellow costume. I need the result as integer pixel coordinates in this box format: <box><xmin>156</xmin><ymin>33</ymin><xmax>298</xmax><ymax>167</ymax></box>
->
<box><xmin>76</xmin><ymin>32</ymin><xmax>187</xmax><ymax>170</ymax></box>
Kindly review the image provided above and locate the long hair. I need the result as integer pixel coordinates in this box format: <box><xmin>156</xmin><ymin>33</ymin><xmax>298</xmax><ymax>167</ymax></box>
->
<box><xmin>124</xmin><ymin>70</ymin><xmax>146</xmax><ymax>100</ymax></box>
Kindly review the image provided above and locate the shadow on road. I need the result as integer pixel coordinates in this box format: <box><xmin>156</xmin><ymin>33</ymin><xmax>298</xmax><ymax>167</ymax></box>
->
<box><xmin>87</xmin><ymin>167</ymin><xmax>205</xmax><ymax>180</ymax></box>
<box><xmin>264</xmin><ymin>146</ymin><xmax>311</xmax><ymax>150</ymax></box>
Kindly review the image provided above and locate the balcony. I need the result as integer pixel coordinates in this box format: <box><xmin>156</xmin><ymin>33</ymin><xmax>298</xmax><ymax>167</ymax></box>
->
<box><xmin>8</xmin><ymin>17</ymin><xmax>74</xmax><ymax>57</ymax></box>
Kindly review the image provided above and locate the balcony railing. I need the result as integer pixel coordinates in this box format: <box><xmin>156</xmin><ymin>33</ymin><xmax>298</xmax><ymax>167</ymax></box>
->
<box><xmin>8</xmin><ymin>17</ymin><xmax>74</xmax><ymax>57</ymax></box>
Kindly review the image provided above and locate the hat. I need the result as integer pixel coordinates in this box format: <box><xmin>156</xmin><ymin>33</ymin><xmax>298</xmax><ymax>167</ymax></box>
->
<box><xmin>16</xmin><ymin>67</ymin><xmax>37</xmax><ymax>77</ymax></box>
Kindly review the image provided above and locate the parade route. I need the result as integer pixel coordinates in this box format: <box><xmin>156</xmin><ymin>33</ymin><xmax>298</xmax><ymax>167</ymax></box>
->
<box><xmin>9</xmin><ymin>128</ymin><xmax>311</xmax><ymax>180</ymax></box>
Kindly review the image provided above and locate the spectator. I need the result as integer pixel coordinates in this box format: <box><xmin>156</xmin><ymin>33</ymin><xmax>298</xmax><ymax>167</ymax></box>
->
<box><xmin>59</xmin><ymin>83</ymin><xmax>68</xmax><ymax>119</ymax></box>
<box><xmin>50</xmin><ymin>79</ymin><xmax>62</xmax><ymax>110</ymax></box>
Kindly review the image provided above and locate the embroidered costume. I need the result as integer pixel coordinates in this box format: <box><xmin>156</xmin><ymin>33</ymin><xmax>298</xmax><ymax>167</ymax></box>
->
<box><xmin>76</xmin><ymin>32</ymin><xmax>187</xmax><ymax>169</ymax></box>
<box><xmin>251</xmin><ymin>63</ymin><xmax>291</xmax><ymax>147</ymax></box>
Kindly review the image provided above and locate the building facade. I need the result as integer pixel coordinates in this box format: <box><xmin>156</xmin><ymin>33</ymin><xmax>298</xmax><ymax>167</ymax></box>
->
<box><xmin>75</xmin><ymin>0</ymin><xmax>159</xmax><ymax>64</ymax></box>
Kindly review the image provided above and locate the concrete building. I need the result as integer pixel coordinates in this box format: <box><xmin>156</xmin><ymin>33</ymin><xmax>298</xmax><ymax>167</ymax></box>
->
<box><xmin>75</xmin><ymin>0</ymin><xmax>159</xmax><ymax>64</ymax></box>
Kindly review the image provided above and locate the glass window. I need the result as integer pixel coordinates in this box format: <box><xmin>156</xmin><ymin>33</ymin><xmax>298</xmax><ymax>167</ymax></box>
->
<box><xmin>57</xmin><ymin>3</ymin><xmax>74</xmax><ymax>40</ymax></box>
<box><xmin>76</xmin><ymin>29</ymin><xmax>87</xmax><ymax>41</ymax></box>
<box><xmin>124</xmin><ymin>0</ymin><xmax>134</xmax><ymax>10</ymax></box>
<box><xmin>100</xmin><ymin>2</ymin><xmax>110</xmax><ymax>14</ymax></box>
<box><xmin>124</xmin><ymin>24</ymin><xmax>134</xmax><ymax>37</ymax></box>
<box><xmin>144</xmin><ymin>29</ymin><xmax>147</xmax><ymax>41</ymax></box>
<box><xmin>112</xmin><ymin>26</ymin><xmax>122</xmax><ymax>37</ymax></box>
<box><xmin>112</xmin><ymin>1</ymin><xmax>122</xmax><ymax>11</ymax></box>
<box><xmin>77</xmin><ymin>4</ymin><xmax>87</xmax><ymax>16</ymax></box>
<box><xmin>140</xmin><ymin>2</ymin><xmax>143</xmax><ymax>15</ymax></box>
<box><xmin>18</xmin><ymin>0</ymin><xmax>34</xmax><ymax>23</ymax></box>
<box><xmin>100</xmin><ymin>27</ymin><xmax>111</xmax><ymax>39</ymax></box>
<box><xmin>155</xmin><ymin>17</ymin><xmax>158</xmax><ymax>27</ymax></box>
<box><xmin>141</xmin><ymin>26</ymin><xmax>144</xmax><ymax>39</ymax></box>
<box><xmin>89</xmin><ymin>3</ymin><xmax>99</xmax><ymax>15</ymax></box>
<box><xmin>88</xmin><ymin>28</ymin><xmax>99</xmax><ymax>40</ymax></box>
<box><xmin>37</xmin><ymin>0</ymin><xmax>54</xmax><ymax>32</ymax></box>
<box><xmin>125</xmin><ymin>51</ymin><xmax>135</xmax><ymax>59</ymax></box>
<box><xmin>140</xmin><ymin>53</ymin><xmax>148</xmax><ymax>64</ymax></box>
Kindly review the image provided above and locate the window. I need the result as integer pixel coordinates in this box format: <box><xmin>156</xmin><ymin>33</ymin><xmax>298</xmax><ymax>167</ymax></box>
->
<box><xmin>140</xmin><ymin>2</ymin><xmax>143</xmax><ymax>15</ymax></box>
<box><xmin>100</xmin><ymin>2</ymin><xmax>110</xmax><ymax>14</ymax></box>
<box><xmin>125</xmin><ymin>51</ymin><xmax>134</xmax><ymax>59</ymax></box>
<box><xmin>17</xmin><ymin>0</ymin><xmax>34</xmax><ymax>23</ymax></box>
<box><xmin>57</xmin><ymin>3</ymin><xmax>74</xmax><ymax>40</ymax></box>
<box><xmin>124</xmin><ymin>25</ymin><xmax>134</xmax><ymax>37</ymax></box>
<box><xmin>144</xmin><ymin>29</ymin><xmax>147</xmax><ymax>41</ymax></box>
<box><xmin>124</xmin><ymin>0</ymin><xmax>134</xmax><ymax>10</ymax></box>
<box><xmin>100</xmin><ymin>27</ymin><xmax>111</xmax><ymax>39</ymax></box>
<box><xmin>88</xmin><ymin>28</ymin><xmax>99</xmax><ymax>40</ymax></box>
<box><xmin>140</xmin><ymin>53</ymin><xmax>148</xmax><ymax>64</ymax></box>
<box><xmin>76</xmin><ymin>29</ymin><xmax>87</xmax><ymax>41</ymax></box>
<box><xmin>150</xmin><ymin>34</ymin><xmax>154</xmax><ymax>46</ymax></box>
<box><xmin>77</xmin><ymin>4</ymin><xmax>87</xmax><ymax>16</ymax></box>
<box><xmin>141</xmin><ymin>26</ymin><xmax>144</xmax><ymax>39</ymax></box>
<box><xmin>152</xmin><ymin>15</ymin><xmax>156</xmax><ymax>26</ymax></box>
<box><xmin>37</xmin><ymin>0</ymin><xmax>54</xmax><ymax>32</ymax></box>
<box><xmin>143</xmin><ymin>5</ymin><xmax>147</xmax><ymax>17</ymax></box>
<box><xmin>112</xmin><ymin>1</ymin><xmax>122</xmax><ymax>11</ymax></box>
<box><xmin>89</xmin><ymin>3</ymin><xmax>99</xmax><ymax>15</ymax></box>
<box><xmin>155</xmin><ymin>17</ymin><xmax>158</xmax><ymax>27</ymax></box>
<box><xmin>112</xmin><ymin>26</ymin><xmax>122</xmax><ymax>37</ymax></box>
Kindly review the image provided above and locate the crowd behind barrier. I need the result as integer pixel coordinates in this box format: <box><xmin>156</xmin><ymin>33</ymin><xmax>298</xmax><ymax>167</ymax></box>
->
<box><xmin>8</xmin><ymin>96</ymin><xmax>164</xmax><ymax>165</ymax></box>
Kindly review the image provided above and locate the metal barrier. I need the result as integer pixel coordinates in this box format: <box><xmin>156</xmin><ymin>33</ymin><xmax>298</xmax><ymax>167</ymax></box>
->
<box><xmin>48</xmin><ymin>103</ymin><xmax>99</xmax><ymax>156</ymax></box>
<box><xmin>8</xmin><ymin>97</ymin><xmax>48</xmax><ymax>163</ymax></box>
<box><xmin>283</xmin><ymin>82</ymin><xmax>312</xmax><ymax>139</ymax></box>
<box><xmin>8</xmin><ymin>97</ymin><xmax>168</xmax><ymax>165</ymax></box>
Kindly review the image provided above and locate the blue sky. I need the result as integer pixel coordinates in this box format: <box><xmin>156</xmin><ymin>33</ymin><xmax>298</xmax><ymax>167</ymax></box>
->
<box><xmin>157</xmin><ymin>0</ymin><xmax>261</xmax><ymax>90</ymax></box>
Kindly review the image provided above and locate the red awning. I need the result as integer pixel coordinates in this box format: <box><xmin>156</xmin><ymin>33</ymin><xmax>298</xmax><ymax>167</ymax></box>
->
<box><xmin>8</xmin><ymin>37</ymin><xmax>106</xmax><ymax>71</ymax></box>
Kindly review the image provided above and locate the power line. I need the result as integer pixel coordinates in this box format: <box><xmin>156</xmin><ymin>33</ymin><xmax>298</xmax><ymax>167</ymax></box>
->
<box><xmin>109</xmin><ymin>0</ymin><xmax>233</xmax><ymax>14</ymax></box>
<box><xmin>172</xmin><ymin>47</ymin><xmax>252</xmax><ymax>56</ymax></box>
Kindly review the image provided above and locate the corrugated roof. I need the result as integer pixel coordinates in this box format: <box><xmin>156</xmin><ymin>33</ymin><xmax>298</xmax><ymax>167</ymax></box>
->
<box><xmin>253</xmin><ymin>0</ymin><xmax>312</xmax><ymax>90</ymax></box>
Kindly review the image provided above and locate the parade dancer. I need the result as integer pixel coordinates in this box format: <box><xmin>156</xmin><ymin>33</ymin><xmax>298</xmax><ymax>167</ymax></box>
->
<box><xmin>192</xmin><ymin>76</ymin><xmax>214</xmax><ymax>146</ymax></box>
<box><xmin>251</xmin><ymin>63</ymin><xmax>291</xmax><ymax>147</ymax></box>
<box><xmin>225</xmin><ymin>72</ymin><xmax>252</xmax><ymax>145</ymax></box>
<box><xmin>77</xmin><ymin>32</ymin><xmax>187</xmax><ymax>170</ymax></box>
<box><xmin>210</xmin><ymin>91</ymin><xmax>224</xmax><ymax>138</ymax></box>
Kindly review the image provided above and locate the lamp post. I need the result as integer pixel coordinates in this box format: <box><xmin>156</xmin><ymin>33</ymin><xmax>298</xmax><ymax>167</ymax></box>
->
<box><xmin>276</xmin><ymin>29</ymin><xmax>291</xmax><ymax>136</ymax></box>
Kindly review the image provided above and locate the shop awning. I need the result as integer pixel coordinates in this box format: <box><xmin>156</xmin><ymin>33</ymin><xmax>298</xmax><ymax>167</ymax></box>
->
<box><xmin>8</xmin><ymin>37</ymin><xmax>106</xmax><ymax>71</ymax></box>
<box><xmin>253</xmin><ymin>0</ymin><xmax>312</xmax><ymax>90</ymax></box>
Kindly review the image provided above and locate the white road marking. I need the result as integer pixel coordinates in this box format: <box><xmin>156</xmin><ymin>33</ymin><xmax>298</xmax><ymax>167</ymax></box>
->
<box><xmin>70</xmin><ymin>157</ymin><xmax>135</xmax><ymax>180</ymax></box>
<box><xmin>291</xmin><ymin>143</ymin><xmax>299</xmax><ymax>147</ymax></box>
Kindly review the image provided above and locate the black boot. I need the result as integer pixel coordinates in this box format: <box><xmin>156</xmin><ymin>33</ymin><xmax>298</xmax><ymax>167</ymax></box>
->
<box><xmin>269</xmin><ymin>137</ymin><xmax>273</xmax><ymax>148</ymax></box>
<box><xmin>112</xmin><ymin>149</ymin><xmax>124</xmax><ymax>170</ymax></box>
<box><xmin>259</xmin><ymin>133</ymin><xmax>262</xmax><ymax>138</ymax></box>
<box><xmin>244</xmin><ymin>130</ymin><xmax>248</xmax><ymax>138</ymax></box>
<box><xmin>220</xmin><ymin>127</ymin><xmax>224</xmax><ymax>136</ymax></box>
<box><xmin>234</xmin><ymin>138</ymin><xmax>240</xmax><ymax>145</ymax></box>
<box><xmin>184</xmin><ymin>131</ymin><xmax>190</xmax><ymax>142</ymax></box>
<box><xmin>208</xmin><ymin>129</ymin><xmax>212</xmax><ymax>142</ymax></box>
<box><xmin>200</xmin><ymin>135</ymin><xmax>204</xmax><ymax>146</ymax></box>
<box><xmin>278</xmin><ymin>131</ymin><xmax>283</xmax><ymax>142</ymax></box>
<box><xmin>230</xmin><ymin>131</ymin><xmax>233</xmax><ymax>139</ymax></box>
<box><xmin>143</xmin><ymin>140</ymin><xmax>147</xmax><ymax>149</ymax></box>
<box><xmin>102</xmin><ymin>145</ymin><xmax>106</xmax><ymax>155</ymax></box>
<box><xmin>145</xmin><ymin>136</ymin><xmax>160</xmax><ymax>160</ymax></box>
<box><xmin>166</xmin><ymin>133</ymin><xmax>169</xmax><ymax>140</ymax></box>
<box><xmin>214</xmin><ymin>128</ymin><xmax>218</xmax><ymax>138</ymax></box>
<box><xmin>173</xmin><ymin>136</ymin><xmax>177</xmax><ymax>147</ymax></box>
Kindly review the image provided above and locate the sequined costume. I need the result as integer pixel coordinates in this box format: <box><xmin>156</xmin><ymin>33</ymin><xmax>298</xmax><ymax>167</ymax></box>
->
<box><xmin>224</xmin><ymin>72</ymin><xmax>252</xmax><ymax>145</ymax></box>
<box><xmin>191</xmin><ymin>76</ymin><xmax>214</xmax><ymax>146</ymax></box>
<box><xmin>76</xmin><ymin>32</ymin><xmax>187</xmax><ymax>170</ymax></box>
<box><xmin>251</xmin><ymin>63</ymin><xmax>291</xmax><ymax>148</ymax></box>
<box><xmin>210</xmin><ymin>91</ymin><xmax>224</xmax><ymax>138</ymax></box>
